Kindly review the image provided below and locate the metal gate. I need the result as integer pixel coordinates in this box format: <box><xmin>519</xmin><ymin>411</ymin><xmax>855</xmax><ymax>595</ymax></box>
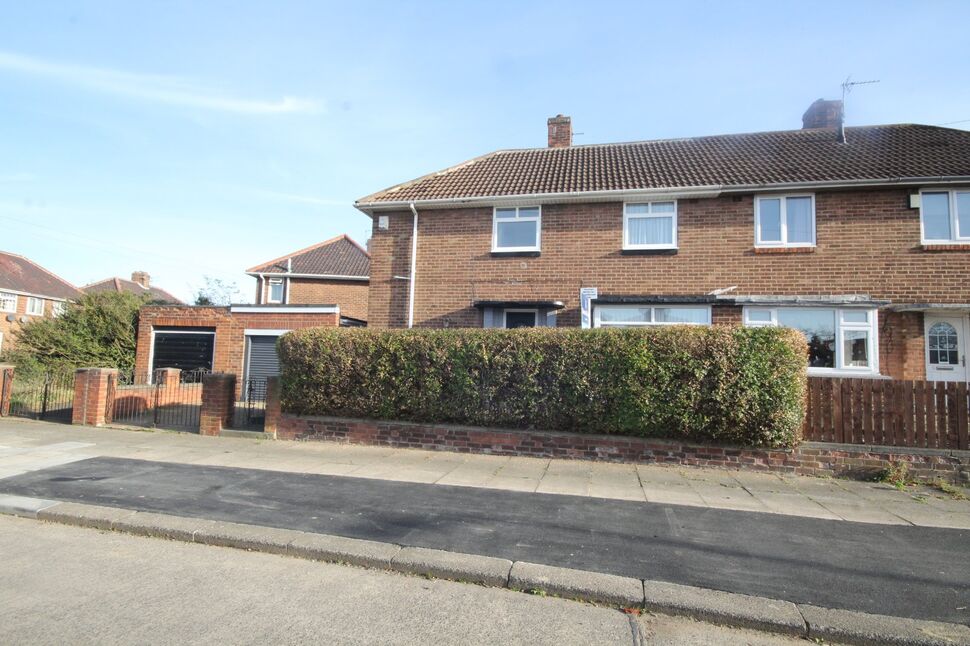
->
<box><xmin>233</xmin><ymin>378</ymin><xmax>267</xmax><ymax>429</ymax></box>
<box><xmin>7</xmin><ymin>369</ymin><xmax>75</xmax><ymax>423</ymax></box>
<box><xmin>111</xmin><ymin>369</ymin><xmax>206</xmax><ymax>430</ymax></box>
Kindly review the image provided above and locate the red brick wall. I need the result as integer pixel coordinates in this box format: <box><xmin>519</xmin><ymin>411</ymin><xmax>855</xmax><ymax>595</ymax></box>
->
<box><xmin>367</xmin><ymin>188</ymin><xmax>970</xmax><ymax>378</ymax></box>
<box><xmin>0</xmin><ymin>294</ymin><xmax>61</xmax><ymax>353</ymax></box>
<box><xmin>134</xmin><ymin>306</ymin><xmax>339</xmax><ymax>394</ymax></box>
<box><xmin>255</xmin><ymin>277</ymin><xmax>369</xmax><ymax>321</ymax></box>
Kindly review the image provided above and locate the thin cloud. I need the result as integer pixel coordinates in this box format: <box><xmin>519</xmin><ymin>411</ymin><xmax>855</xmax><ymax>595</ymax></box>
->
<box><xmin>0</xmin><ymin>172</ymin><xmax>35</xmax><ymax>183</ymax></box>
<box><xmin>0</xmin><ymin>51</ymin><xmax>320</xmax><ymax>115</ymax></box>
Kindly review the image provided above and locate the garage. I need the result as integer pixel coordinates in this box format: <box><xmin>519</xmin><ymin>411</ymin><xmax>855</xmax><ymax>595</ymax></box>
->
<box><xmin>244</xmin><ymin>334</ymin><xmax>282</xmax><ymax>383</ymax></box>
<box><xmin>150</xmin><ymin>328</ymin><xmax>215</xmax><ymax>377</ymax></box>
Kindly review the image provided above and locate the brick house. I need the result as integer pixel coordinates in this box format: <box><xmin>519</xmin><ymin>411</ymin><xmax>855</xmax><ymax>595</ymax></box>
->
<box><xmin>356</xmin><ymin>101</ymin><xmax>970</xmax><ymax>383</ymax></box>
<box><xmin>0</xmin><ymin>251</ymin><xmax>81</xmax><ymax>354</ymax></box>
<box><xmin>246</xmin><ymin>234</ymin><xmax>369</xmax><ymax>324</ymax></box>
<box><xmin>83</xmin><ymin>271</ymin><xmax>182</xmax><ymax>304</ymax></box>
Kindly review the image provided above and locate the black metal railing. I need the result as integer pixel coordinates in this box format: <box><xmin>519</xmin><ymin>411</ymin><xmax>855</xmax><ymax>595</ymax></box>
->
<box><xmin>8</xmin><ymin>370</ymin><xmax>76</xmax><ymax>423</ymax></box>
<box><xmin>233</xmin><ymin>377</ymin><xmax>267</xmax><ymax>429</ymax></box>
<box><xmin>110</xmin><ymin>368</ymin><xmax>206</xmax><ymax>430</ymax></box>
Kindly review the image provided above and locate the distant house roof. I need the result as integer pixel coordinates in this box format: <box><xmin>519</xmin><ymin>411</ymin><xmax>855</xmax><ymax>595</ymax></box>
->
<box><xmin>356</xmin><ymin>124</ymin><xmax>970</xmax><ymax>207</ymax></box>
<box><xmin>246</xmin><ymin>234</ymin><xmax>370</xmax><ymax>279</ymax></box>
<box><xmin>83</xmin><ymin>277</ymin><xmax>183</xmax><ymax>304</ymax></box>
<box><xmin>0</xmin><ymin>251</ymin><xmax>81</xmax><ymax>300</ymax></box>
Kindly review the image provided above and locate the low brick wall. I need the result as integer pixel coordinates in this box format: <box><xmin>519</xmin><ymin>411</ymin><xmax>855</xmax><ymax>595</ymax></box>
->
<box><xmin>278</xmin><ymin>414</ymin><xmax>970</xmax><ymax>484</ymax></box>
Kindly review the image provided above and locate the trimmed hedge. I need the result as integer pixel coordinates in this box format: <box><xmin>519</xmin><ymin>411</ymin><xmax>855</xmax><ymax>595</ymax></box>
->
<box><xmin>278</xmin><ymin>326</ymin><xmax>808</xmax><ymax>448</ymax></box>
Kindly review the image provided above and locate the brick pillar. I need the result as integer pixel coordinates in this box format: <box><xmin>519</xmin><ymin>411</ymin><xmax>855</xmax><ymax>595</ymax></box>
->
<box><xmin>0</xmin><ymin>364</ymin><xmax>14</xmax><ymax>416</ymax></box>
<box><xmin>156</xmin><ymin>367</ymin><xmax>181</xmax><ymax>386</ymax></box>
<box><xmin>72</xmin><ymin>368</ymin><xmax>119</xmax><ymax>427</ymax></box>
<box><xmin>200</xmin><ymin>372</ymin><xmax>236</xmax><ymax>436</ymax></box>
<box><xmin>264</xmin><ymin>376</ymin><xmax>281</xmax><ymax>437</ymax></box>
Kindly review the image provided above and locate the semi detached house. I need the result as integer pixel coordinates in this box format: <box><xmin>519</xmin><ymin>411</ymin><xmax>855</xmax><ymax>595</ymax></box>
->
<box><xmin>356</xmin><ymin>100</ymin><xmax>970</xmax><ymax>383</ymax></box>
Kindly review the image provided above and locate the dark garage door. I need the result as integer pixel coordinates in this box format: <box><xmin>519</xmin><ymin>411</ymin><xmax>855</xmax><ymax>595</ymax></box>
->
<box><xmin>152</xmin><ymin>329</ymin><xmax>215</xmax><ymax>375</ymax></box>
<box><xmin>246</xmin><ymin>335</ymin><xmax>281</xmax><ymax>383</ymax></box>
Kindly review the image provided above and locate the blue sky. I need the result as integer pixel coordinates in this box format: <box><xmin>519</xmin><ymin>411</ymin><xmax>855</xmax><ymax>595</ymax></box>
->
<box><xmin>2</xmin><ymin>1</ymin><xmax>968</xmax><ymax>302</ymax></box>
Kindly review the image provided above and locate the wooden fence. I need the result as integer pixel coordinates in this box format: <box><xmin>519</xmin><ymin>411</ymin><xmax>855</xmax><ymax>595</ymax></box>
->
<box><xmin>804</xmin><ymin>377</ymin><xmax>969</xmax><ymax>450</ymax></box>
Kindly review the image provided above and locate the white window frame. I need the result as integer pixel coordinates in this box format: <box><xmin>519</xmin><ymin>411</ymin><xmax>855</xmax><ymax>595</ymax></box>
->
<box><xmin>743</xmin><ymin>306</ymin><xmax>879</xmax><ymax>375</ymax></box>
<box><xmin>0</xmin><ymin>291</ymin><xmax>16</xmax><ymax>313</ymax></box>
<box><xmin>501</xmin><ymin>308</ymin><xmax>538</xmax><ymax>328</ymax></box>
<box><xmin>25</xmin><ymin>297</ymin><xmax>44</xmax><ymax>316</ymax></box>
<box><xmin>623</xmin><ymin>201</ymin><xmax>678</xmax><ymax>250</ymax></box>
<box><xmin>492</xmin><ymin>206</ymin><xmax>541</xmax><ymax>253</ymax></box>
<box><xmin>919</xmin><ymin>188</ymin><xmax>970</xmax><ymax>244</ymax></box>
<box><xmin>267</xmin><ymin>278</ymin><xmax>284</xmax><ymax>304</ymax></box>
<box><xmin>593</xmin><ymin>304</ymin><xmax>712</xmax><ymax>327</ymax></box>
<box><xmin>754</xmin><ymin>194</ymin><xmax>816</xmax><ymax>248</ymax></box>
<box><xmin>51</xmin><ymin>301</ymin><xmax>66</xmax><ymax>317</ymax></box>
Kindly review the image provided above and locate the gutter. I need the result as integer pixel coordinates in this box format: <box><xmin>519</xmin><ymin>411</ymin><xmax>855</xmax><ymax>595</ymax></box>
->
<box><xmin>244</xmin><ymin>272</ymin><xmax>369</xmax><ymax>281</ymax></box>
<box><xmin>355</xmin><ymin>175</ymin><xmax>970</xmax><ymax>213</ymax></box>
<box><xmin>408</xmin><ymin>202</ymin><xmax>418</xmax><ymax>328</ymax></box>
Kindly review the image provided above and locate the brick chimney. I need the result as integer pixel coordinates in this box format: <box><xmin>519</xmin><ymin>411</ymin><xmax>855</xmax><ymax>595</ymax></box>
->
<box><xmin>547</xmin><ymin>114</ymin><xmax>572</xmax><ymax>148</ymax></box>
<box><xmin>802</xmin><ymin>99</ymin><xmax>843</xmax><ymax>130</ymax></box>
<box><xmin>131</xmin><ymin>271</ymin><xmax>151</xmax><ymax>288</ymax></box>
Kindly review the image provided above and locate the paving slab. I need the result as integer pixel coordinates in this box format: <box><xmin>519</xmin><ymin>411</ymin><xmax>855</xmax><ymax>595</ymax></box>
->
<box><xmin>390</xmin><ymin>546</ymin><xmax>512</xmax><ymax>586</ymax></box>
<box><xmin>509</xmin><ymin>561</ymin><xmax>643</xmax><ymax>606</ymax></box>
<box><xmin>642</xmin><ymin>580</ymin><xmax>806</xmax><ymax>636</ymax></box>
<box><xmin>799</xmin><ymin>603</ymin><xmax>970</xmax><ymax>646</ymax></box>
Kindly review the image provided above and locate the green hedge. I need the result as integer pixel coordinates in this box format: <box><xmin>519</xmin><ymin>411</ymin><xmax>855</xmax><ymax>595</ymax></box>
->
<box><xmin>278</xmin><ymin>326</ymin><xmax>807</xmax><ymax>448</ymax></box>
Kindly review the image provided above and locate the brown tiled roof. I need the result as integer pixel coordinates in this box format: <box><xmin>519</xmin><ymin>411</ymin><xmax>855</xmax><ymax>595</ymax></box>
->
<box><xmin>83</xmin><ymin>277</ymin><xmax>183</xmax><ymax>304</ymax></box>
<box><xmin>0</xmin><ymin>251</ymin><xmax>81</xmax><ymax>300</ymax></box>
<box><xmin>246</xmin><ymin>234</ymin><xmax>370</xmax><ymax>278</ymax></box>
<box><xmin>357</xmin><ymin>124</ymin><xmax>970</xmax><ymax>204</ymax></box>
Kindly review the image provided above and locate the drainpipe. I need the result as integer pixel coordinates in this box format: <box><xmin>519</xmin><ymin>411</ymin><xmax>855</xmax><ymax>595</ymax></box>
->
<box><xmin>408</xmin><ymin>202</ymin><xmax>419</xmax><ymax>328</ymax></box>
<box><xmin>257</xmin><ymin>273</ymin><xmax>264</xmax><ymax>304</ymax></box>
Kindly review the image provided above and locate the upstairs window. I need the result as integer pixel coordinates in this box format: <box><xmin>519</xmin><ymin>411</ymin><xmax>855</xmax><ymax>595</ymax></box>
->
<box><xmin>26</xmin><ymin>297</ymin><xmax>44</xmax><ymax>316</ymax></box>
<box><xmin>744</xmin><ymin>306</ymin><xmax>878</xmax><ymax>374</ymax></box>
<box><xmin>624</xmin><ymin>201</ymin><xmax>677</xmax><ymax>249</ymax></box>
<box><xmin>0</xmin><ymin>291</ymin><xmax>15</xmax><ymax>313</ymax></box>
<box><xmin>921</xmin><ymin>190</ymin><xmax>970</xmax><ymax>244</ymax></box>
<box><xmin>267</xmin><ymin>279</ymin><xmax>284</xmax><ymax>304</ymax></box>
<box><xmin>755</xmin><ymin>195</ymin><xmax>815</xmax><ymax>247</ymax></box>
<box><xmin>493</xmin><ymin>207</ymin><xmax>541</xmax><ymax>252</ymax></box>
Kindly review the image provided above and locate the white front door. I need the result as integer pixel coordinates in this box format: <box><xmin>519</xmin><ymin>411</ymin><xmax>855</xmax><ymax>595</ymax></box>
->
<box><xmin>925</xmin><ymin>315</ymin><xmax>968</xmax><ymax>382</ymax></box>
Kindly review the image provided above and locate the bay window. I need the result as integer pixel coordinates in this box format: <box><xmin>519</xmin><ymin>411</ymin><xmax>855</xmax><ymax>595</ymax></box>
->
<box><xmin>755</xmin><ymin>195</ymin><xmax>815</xmax><ymax>247</ymax></box>
<box><xmin>743</xmin><ymin>306</ymin><xmax>878</xmax><ymax>374</ymax></box>
<box><xmin>624</xmin><ymin>201</ymin><xmax>677</xmax><ymax>249</ymax></box>
<box><xmin>594</xmin><ymin>304</ymin><xmax>711</xmax><ymax>327</ymax></box>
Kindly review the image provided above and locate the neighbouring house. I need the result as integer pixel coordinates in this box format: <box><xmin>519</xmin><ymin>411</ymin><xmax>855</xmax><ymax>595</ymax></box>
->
<box><xmin>356</xmin><ymin>101</ymin><xmax>970</xmax><ymax>383</ymax></box>
<box><xmin>245</xmin><ymin>234</ymin><xmax>370</xmax><ymax>324</ymax></box>
<box><xmin>83</xmin><ymin>271</ymin><xmax>182</xmax><ymax>304</ymax></box>
<box><xmin>0</xmin><ymin>251</ymin><xmax>82</xmax><ymax>354</ymax></box>
<box><xmin>132</xmin><ymin>236</ymin><xmax>367</xmax><ymax>392</ymax></box>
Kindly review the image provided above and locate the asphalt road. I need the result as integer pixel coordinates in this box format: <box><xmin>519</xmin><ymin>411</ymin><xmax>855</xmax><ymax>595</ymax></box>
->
<box><xmin>0</xmin><ymin>514</ymin><xmax>812</xmax><ymax>646</ymax></box>
<box><xmin>2</xmin><ymin>456</ymin><xmax>968</xmax><ymax>624</ymax></box>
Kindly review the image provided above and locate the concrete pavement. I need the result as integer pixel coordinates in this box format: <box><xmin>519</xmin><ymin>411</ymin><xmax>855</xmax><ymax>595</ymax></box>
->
<box><xmin>1</xmin><ymin>418</ymin><xmax>968</xmax><ymax>528</ymax></box>
<box><xmin>0</xmin><ymin>514</ymin><xmax>817</xmax><ymax>646</ymax></box>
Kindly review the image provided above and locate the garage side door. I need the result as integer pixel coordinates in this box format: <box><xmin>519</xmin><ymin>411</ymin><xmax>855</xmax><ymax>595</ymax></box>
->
<box><xmin>246</xmin><ymin>335</ymin><xmax>281</xmax><ymax>383</ymax></box>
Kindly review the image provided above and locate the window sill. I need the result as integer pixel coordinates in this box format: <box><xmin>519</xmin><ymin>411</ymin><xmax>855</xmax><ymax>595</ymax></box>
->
<box><xmin>752</xmin><ymin>246</ymin><xmax>816</xmax><ymax>254</ymax></box>
<box><xmin>920</xmin><ymin>243</ymin><xmax>970</xmax><ymax>252</ymax></box>
<box><xmin>491</xmin><ymin>250</ymin><xmax>540</xmax><ymax>258</ymax></box>
<box><xmin>621</xmin><ymin>248</ymin><xmax>678</xmax><ymax>256</ymax></box>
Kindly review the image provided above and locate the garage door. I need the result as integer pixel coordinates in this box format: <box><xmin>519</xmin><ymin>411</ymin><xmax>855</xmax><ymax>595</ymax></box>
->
<box><xmin>246</xmin><ymin>335</ymin><xmax>281</xmax><ymax>383</ymax></box>
<box><xmin>152</xmin><ymin>329</ymin><xmax>215</xmax><ymax>375</ymax></box>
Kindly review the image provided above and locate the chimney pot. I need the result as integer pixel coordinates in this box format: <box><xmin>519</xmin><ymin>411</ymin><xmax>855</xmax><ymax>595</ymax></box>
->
<box><xmin>131</xmin><ymin>271</ymin><xmax>151</xmax><ymax>288</ymax></box>
<box><xmin>547</xmin><ymin>114</ymin><xmax>572</xmax><ymax>148</ymax></box>
<box><xmin>802</xmin><ymin>98</ymin><xmax>844</xmax><ymax>130</ymax></box>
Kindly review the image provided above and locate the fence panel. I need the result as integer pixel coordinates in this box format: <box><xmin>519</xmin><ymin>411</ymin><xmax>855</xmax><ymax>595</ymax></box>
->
<box><xmin>804</xmin><ymin>377</ymin><xmax>970</xmax><ymax>450</ymax></box>
<box><xmin>7</xmin><ymin>370</ymin><xmax>75</xmax><ymax>423</ymax></box>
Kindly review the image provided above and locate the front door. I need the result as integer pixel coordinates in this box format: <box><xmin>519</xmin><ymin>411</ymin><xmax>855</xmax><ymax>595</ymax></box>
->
<box><xmin>925</xmin><ymin>315</ymin><xmax>968</xmax><ymax>382</ymax></box>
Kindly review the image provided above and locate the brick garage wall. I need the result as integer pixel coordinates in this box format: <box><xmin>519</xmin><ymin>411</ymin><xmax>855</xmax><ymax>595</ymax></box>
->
<box><xmin>134</xmin><ymin>306</ymin><xmax>340</xmax><ymax>395</ymax></box>
<box><xmin>367</xmin><ymin>188</ymin><xmax>970</xmax><ymax>378</ymax></box>
<box><xmin>278</xmin><ymin>414</ymin><xmax>970</xmax><ymax>484</ymax></box>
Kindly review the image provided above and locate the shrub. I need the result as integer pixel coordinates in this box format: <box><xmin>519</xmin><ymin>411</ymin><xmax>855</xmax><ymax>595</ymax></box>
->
<box><xmin>278</xmin><ymin>326</ymin><xmax>807</xmax><ymax>448</ymax></box>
